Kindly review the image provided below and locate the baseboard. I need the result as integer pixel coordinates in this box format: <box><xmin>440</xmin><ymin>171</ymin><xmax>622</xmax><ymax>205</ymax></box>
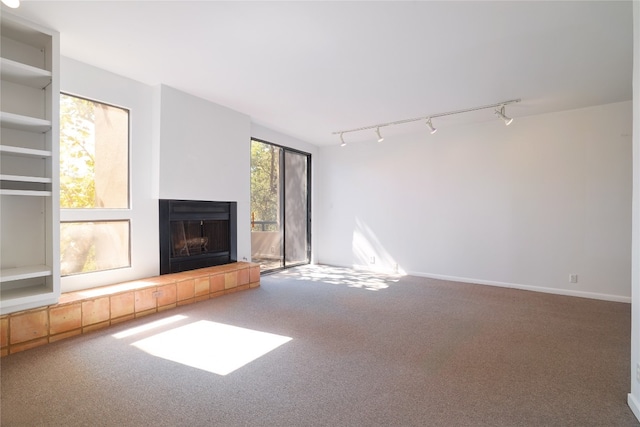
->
<box><xmin>628</xmin><ymin>393</ymin><xmax>640</xmax><ymax>422</ymax></box>
<box><xmin>316</xmin><ymin>262</ymin><xmax>632</xmax><ymax>303</ymax></box>
<box><xmin>405</xmin><ymin>270</ymin><xmax>632</xmax><ymax>303</ymax></box>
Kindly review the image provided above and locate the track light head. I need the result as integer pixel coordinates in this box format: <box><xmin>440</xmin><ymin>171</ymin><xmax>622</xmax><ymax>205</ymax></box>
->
<box><xmin>495</xmin><ymin>105</ymin><xmax>513</xmax><ymax>126</ymax></box>
<box><xmin>426</xmin><ymin>118</ymin><xmax>437</xmax><ymax>134</ymax></box>
<box><xmin>376</xmin><ymin>127</ymin><xmax>384</xmax><ymax>142</ymax></box>
<box><xmin>340</xmin><ymin>133</ymin><xmax>346</xmax><ymax>147</ymax></box>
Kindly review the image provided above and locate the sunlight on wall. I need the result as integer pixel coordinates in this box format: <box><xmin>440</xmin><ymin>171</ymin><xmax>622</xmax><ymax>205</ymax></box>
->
<box><xmin>129</xmin><ymin>320</ymin><xmax>292</xmax><ymax>375</ymax></box>
<box><xmin>76</xmin><ymin>280</ymin><xmax>163</xmax><ymax>299</ymax></box>
<box><xmin>352</xmin><ymin>217</ymin><xmax>405</xmax><ymax>275</ymax></box>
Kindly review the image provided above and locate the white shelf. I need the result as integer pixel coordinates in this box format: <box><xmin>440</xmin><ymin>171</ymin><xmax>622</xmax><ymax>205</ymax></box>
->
<box><xmin>0</xmin><ymin>111</ymin><xmax>51</xmax><ymax>133</ymax></box>
<box><xmin>0</xmin><ymin>174</ymin><xmax>51</xmax><ymax>183</ymax></box>
<box><xmin>0</xmin><ymin>284</ymin><xmax>57</xmax><ymax>314</ymax></box>
<box><xmin>0</xmin><ymin>265</ymin><xmax>51</xmax><ymax>282</ymax></box>
<box><xmin>0</xmin><ymin>57</ymin><xmax>51</xmax><ymax>88</ymax></box>
<box><xmin>0</xmin><ymin>189</ymin><xmax>52</xmax><ymax>196</ymax></box>
<box><xmin>0</xmin><ymin>16</ymin><xmax>52</xmax><ymax>49</ymax></box>
<box><xmin>0</xmin><ymin>144</ymin><xmax>52</xmax><ymax>158</ymax></box>
<box><xmin>0</xmin><ymin>284</ymin><xmax>54</xmax><ymax>302</ymax></box>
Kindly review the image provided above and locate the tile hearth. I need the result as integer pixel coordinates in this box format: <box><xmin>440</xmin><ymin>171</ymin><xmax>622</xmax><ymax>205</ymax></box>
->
<box><xmin>0</xmin><ymin>262</ymin><xmax>260</xmax><ymax>356</ymax></box>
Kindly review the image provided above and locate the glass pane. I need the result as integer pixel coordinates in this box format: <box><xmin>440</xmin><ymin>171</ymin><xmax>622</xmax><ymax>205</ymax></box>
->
<box><xmin>60</xmin><ymin>221</ymin><xmax>130</xmax><ymax>276</ymax></box>
<box><xmin>284</xmin><ymin>151</ymin><xmax>309</xmax><ymax>265</ymax></box>
<box><xmin>170</xmin><ymin>220</ymin><xmax>229</xmax><ymax>258</ymax></box>
<box><xmin>250</xmin><ymin>140</ymin><xmax>283</xmax><ymax>271</ymax></box>
<box><xmin>60</xmin><ymin>94</ymin><xmax>129</xmax><ymax>209</ymax></box>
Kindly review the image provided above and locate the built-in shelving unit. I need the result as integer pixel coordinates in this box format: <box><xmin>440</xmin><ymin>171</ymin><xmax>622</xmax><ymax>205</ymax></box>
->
<box><xmin>0</xmin><ymin>13</ymin><xmax>60</xmax><ymax>314</ymax></box>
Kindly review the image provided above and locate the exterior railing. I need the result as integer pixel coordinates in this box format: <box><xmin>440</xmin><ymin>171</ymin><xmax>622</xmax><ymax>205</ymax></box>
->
<box><xmin>251</xmin><ymin>220</ymin><xmax>279</xmax><ymax>232</ymax></box>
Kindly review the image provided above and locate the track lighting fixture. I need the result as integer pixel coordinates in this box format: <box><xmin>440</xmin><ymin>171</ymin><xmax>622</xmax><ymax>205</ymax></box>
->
<box><xmin>332</xmin><ymin>98</ymin><xmax>520</xmax><ymax>144</ymax></box>
<box><xmin>1</xmin><ymin>0</ymin><xmax>20</xmax><ymax>8</ymax></box>
<box><xmin>426</xmin><ymin>118</ymin><xmax>437</xmax><ymax>135</ymax></box>
<box><xmin>495</xmin><ymin>105</ymin><xmax>513</xmax><ymax>126</ymax></box>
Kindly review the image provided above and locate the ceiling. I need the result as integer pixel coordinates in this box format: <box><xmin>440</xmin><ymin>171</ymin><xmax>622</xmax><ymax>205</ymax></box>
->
<box><xmin>8</xmin><ymin>1</ymin><xmax>634</xmax><ymax>146</ymax></box>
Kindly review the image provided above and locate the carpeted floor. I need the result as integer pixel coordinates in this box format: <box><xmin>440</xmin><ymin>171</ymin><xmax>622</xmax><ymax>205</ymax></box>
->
<box><xmin>1</xmin><ymin>265</ymin><xmax>638</xmax><ymax>426</ymax></box>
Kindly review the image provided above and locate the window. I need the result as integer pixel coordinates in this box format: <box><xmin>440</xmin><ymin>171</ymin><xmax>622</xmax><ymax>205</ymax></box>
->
<box><xmin>59</xmin><ymin>94</ymin><xmax>130</xmax><ymax>276</ymax></box>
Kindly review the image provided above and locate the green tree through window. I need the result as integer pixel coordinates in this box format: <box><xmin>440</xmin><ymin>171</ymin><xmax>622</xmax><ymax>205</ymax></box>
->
<box><xmin>251</xmin><ymin>140</ymin><xmax>280</xmax><ymax>230</ymax></box>
<box><xmin>60</xmin><ymin>95</ymin><xmax>96</xmax><ymax>208</ymax></box>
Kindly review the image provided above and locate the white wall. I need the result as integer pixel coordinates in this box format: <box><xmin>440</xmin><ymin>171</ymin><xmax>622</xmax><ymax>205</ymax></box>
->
<box><xmin>59</xmin><ymin>61</ymin><xmax>312</xmax><ymax>291</ymax></box>
<box><xmin>60</xmin><ymin>57</ymin><xmax>158</xmax><ymax>291</ymax></box>
<box><xmin>157</xmin><ymin>85</ymin><xmax>252</xmax><ymax>261</ymax></box>
<box><xmin>628</xmin><ymin>1</ymin><xmax>639</xmax><ymax>421</ymax></box>
<box><xmin>317</xmin><ymin>101</ymin><xmax>633</xmax><ymax>302</ymax></box>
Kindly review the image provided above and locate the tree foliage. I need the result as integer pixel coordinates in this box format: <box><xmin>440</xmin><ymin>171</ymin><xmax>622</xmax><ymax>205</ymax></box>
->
<box><xmin>250</xmin><ymin>140</ymin><xmax>280</xmax><ymax>229</ymax></box>
<box><xmin>60</xmin><ymin>94</ymin><xmax>96</xmax><ymax>208</ymax></box>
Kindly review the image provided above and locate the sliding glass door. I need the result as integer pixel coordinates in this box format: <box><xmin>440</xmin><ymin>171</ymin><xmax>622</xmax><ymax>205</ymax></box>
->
<box><xmin>250</xmin><ymin>139</ymin><xmax>311</xmax><ymax>272</ymax></box>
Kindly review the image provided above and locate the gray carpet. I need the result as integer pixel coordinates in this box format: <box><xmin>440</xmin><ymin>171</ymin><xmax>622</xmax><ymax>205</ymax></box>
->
<box><xmin>1</xmin><ymin>265</ymin><xmax>638</xmax><ymax>426</ymax></box>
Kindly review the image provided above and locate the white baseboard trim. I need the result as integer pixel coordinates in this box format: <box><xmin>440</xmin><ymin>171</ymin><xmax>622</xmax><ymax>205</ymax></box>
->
<box><xmin>628</xmin><ymin>393</ymin><xmax>640</xmax><ymax>422</ymax></box>
<box><xmin>406</xmin><ymin>270</ymin><xmax>632</xmax><ymax>303</ymax></box>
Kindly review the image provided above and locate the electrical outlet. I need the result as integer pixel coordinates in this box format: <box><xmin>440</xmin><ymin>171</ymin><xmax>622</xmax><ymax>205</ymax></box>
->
<box><xmin>636</xmin><ymin>363</ymin><xmax>640</xmax><ymax>382</ymax></box>
<box><xmin>370</xmin><ymin>256</ymin><xmax>375</xmax><ymax>264</ymax></box>
<box><xmin>569</xmin><ymin>274</ymin><xmax>578</xmax><ymax>283</ymax></box>
<box><xmin>152</xmin><ymin>291</ymin><xmax>163</xmax><ymax>298</ymax></box>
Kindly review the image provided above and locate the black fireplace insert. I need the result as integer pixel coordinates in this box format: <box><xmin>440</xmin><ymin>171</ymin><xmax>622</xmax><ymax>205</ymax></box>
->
<box><xmin>159</xmin><ymin>199</ymin><xmax>237</xmax><ymax>274</ymax></box>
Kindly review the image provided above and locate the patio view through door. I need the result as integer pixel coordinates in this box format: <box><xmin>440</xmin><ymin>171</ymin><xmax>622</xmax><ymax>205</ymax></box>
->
<box><xmin>250</xmin><ymin>139</ymin><xmax>311</xmax><ymax>272</ymax></box>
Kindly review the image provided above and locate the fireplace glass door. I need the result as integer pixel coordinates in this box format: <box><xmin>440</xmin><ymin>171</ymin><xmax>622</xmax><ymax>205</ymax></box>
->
<box><xmin>170</xmin><ymin>220</ymin><xmax>229</xmax><ymax>258</ymax></box>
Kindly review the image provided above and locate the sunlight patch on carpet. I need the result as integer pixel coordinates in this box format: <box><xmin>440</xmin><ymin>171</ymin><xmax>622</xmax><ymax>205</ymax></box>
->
<box><xmin>131</xmin><ymin>320</ymin><xmax>292</xmax><ymax>375</ymax></box>
<box><xmin>280</xmin><ymin>264</ymin><xmax>400</xmax><ymax>291</ymax></box>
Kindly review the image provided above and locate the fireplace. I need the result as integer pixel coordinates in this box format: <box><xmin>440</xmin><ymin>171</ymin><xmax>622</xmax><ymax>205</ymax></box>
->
<box><xmin>159</xmin><ymin>199</ymin><xmax>237</xmax><ymax>274</ymax></box>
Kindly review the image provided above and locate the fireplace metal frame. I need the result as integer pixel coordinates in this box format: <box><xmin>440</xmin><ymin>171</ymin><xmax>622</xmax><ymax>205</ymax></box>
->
<box><xmin>159</xmin><ymin>199</ymin><xmax>237</xmax><ymax>275</ymax></box>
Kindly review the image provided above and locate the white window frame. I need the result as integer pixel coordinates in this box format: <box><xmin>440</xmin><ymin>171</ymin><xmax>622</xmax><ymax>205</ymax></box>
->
<box><xmin>59</xmin><ymin>92</ymin><xmax>133</xmax><ymax>290</ymax></box>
